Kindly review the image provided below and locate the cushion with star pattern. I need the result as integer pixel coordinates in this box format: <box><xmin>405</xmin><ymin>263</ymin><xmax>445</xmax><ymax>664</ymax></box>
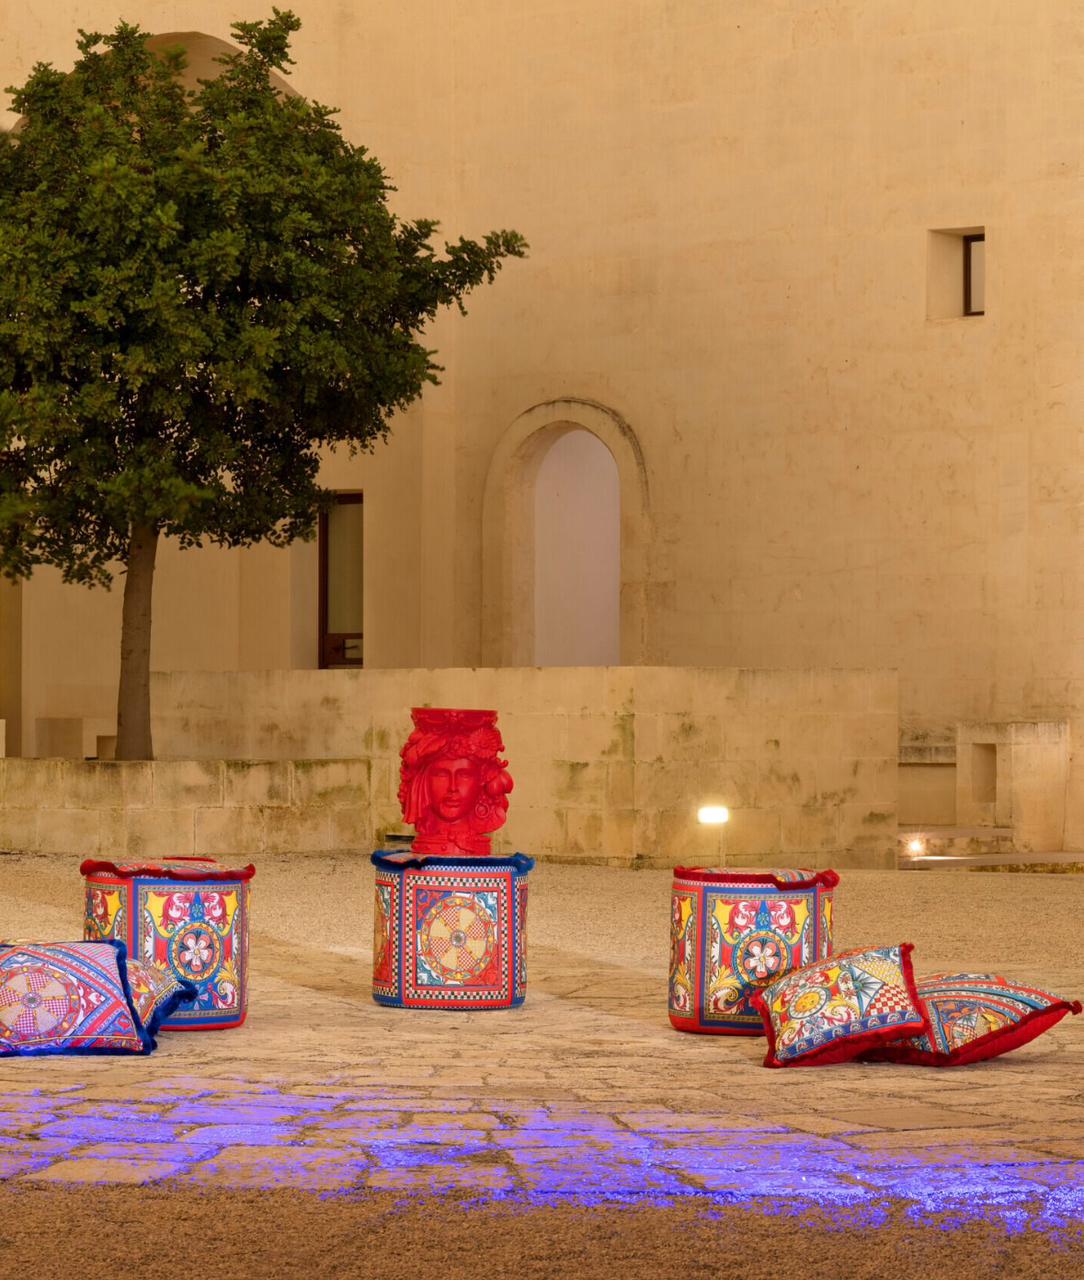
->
<box><xmin>0</xmin><ymin>940</ymin><xmax>153</xmax><ymax>1056</ymax></box>
<box><xmin>859</xmin><ymin>972</ymin><xmax>1081</xmax><ymax>1067</ymax></box>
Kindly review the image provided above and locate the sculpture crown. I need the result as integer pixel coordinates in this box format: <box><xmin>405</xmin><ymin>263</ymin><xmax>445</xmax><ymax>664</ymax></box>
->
<box><xmin>410</xmin><ymin>707</ymin><xmax>497</xmax><ymax>734</ymax></box>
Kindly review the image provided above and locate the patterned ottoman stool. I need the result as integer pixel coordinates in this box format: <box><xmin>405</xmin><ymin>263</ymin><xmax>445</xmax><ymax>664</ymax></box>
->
<box><xmin>669</xmin><ymin>866</ymin><xmax>838</xmax><ymax>1035</ymax></box>
<box><xmin>371</xmin><ymin>851</ymin><xmax>533</xmax><ymax>1010</ymax></box>
<box><xmin>81</xmin><ymin>857</ymin><xmax>254</xmax><ymax>1030</ymax></box>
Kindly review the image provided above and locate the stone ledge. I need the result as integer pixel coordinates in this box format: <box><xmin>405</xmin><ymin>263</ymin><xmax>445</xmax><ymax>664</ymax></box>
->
<box><xmin>0</xmin><ymin>664</ymin><xmax>899</xmax><ymax>870</ymax></box>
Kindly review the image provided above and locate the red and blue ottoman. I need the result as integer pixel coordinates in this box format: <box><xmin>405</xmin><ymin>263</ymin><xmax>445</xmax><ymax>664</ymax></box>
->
<box><xmin>81</xmin><ymin>857</ymin><xmax>254</xmax><ymax>1030</ymax></box>
<box><xmin>669</xmin><ymin>866</ymin><xmax>839</xmax><ymax>1034</ymax></box>
<box><xmin>371</xmin><ymin>851</ymin><xmax>533</xmax><ymax>1010</ymax></box>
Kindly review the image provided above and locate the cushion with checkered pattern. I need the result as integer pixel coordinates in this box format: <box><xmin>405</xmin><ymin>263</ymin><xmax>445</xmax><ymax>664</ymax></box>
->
<box><xmin>750</xmin><ymin>944</ymin><xmax>929</xmax><ymax>1067</ymax></box>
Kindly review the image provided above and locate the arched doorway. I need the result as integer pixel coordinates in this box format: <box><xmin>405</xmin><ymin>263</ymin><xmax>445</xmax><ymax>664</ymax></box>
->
<box><xmin>534</xmin><ymin>429</ymin><xmax>620</xmax><ymax>665</ymax></box>
<box><xmin>482</xmin><ymin>399</ymin><xmax>652</xmax><ymax>666</ymax></box>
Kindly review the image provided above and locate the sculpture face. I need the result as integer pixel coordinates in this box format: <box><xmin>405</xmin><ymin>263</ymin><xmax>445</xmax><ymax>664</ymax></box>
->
<box><xmin>427</xmin><ymin>756</ymin><xmax>482</xmax><ymax>823</ymax></box>
<box><xmin>398</xmin><ymin>708</ymin><xmax>514</xmax><ymax>857</ymax></box>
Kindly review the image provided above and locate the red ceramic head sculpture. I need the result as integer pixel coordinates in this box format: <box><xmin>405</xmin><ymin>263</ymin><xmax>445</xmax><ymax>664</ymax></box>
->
<box><xmin>398</xmin><ymin>708</ymin><xmax>514</xmax><ymax>857</ymax></box>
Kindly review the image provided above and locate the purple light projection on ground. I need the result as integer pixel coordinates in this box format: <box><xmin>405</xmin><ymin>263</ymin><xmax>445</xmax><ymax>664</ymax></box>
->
<box><xmin>2</xmin><ymin>1083</ymin><xmax>1081</xmax><ymax>1239</ymax></box>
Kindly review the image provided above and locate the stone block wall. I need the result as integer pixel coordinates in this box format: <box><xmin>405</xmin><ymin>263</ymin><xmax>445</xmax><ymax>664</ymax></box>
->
<box><xmin>955</xmin><ymin>721</ymin><xmax>1070</xmax><ymax>852</ymax></box>
<box><xmin>145</xmin><ymin>666</ymin><xmax>899</xmax><ymax>868</ymax></box>
<box><xmin>0</xmin><ymin>758</ymin><xmax>368</xmax><ymax>862</ymax></box>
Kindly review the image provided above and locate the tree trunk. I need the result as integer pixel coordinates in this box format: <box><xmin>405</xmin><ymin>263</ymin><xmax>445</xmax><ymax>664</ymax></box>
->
<box><xmin>114</xmin><ymin>522</ymin><xmax>159</xmax><ymax>761</ymax></box>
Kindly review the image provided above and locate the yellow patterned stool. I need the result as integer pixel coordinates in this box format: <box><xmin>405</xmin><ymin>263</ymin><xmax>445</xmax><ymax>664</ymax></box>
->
<box><xmin>82</xmin><ymin>857</ymin><xmax>254</xmax><ymax>1030</ymax></box>
<box><xmin>668</xmin><ymin>866</ymin><xmax>838</xmax><ymax>1034</ymax></box>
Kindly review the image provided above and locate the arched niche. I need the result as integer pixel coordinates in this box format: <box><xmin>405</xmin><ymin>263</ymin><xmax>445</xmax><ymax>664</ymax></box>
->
<box><xmin>3</xmin><ymin>32</ymin><xmax>296</xmax><ymax>135</ymax></box>
<box><xmin>534</xmin><ymin>429</ymin><xmax>620</xmax><ymax>665</ymax></box>
<box><xmin>482</xmin><ymin>399</ymin><xmax>651</xmax><ymax>666</ymax></box>
<box><xmin>145</xmin><ymin>32</ymin><xmax>296</xmax><ymax>97</ymax></box>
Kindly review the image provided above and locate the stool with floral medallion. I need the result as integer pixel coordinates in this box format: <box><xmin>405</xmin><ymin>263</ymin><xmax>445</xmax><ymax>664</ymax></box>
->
<box><xmin>371</xmin><ymin>708</ymin><xmax>532</xmax><ymax>1011</ymax></box>
<box><xmin>669</xmin><ymin>866</ymin><xmax>839</xmax><ymax>1034</ymax></box>
<box><xmin>82</xmin><ymin>856</ymin><xmax>254</xmax><ymax>1030</ymax></box>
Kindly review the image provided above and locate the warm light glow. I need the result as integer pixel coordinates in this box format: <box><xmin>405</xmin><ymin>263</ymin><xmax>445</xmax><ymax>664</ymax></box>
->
<box><xmin>697</xmin><ymin>805</ymin><xmax>730</xmax><ymax>825</ymax></box>
<box><xmin>907</xmin><ymin>837</ymin><xmax>926</xmax><ymax>855</ymax></box>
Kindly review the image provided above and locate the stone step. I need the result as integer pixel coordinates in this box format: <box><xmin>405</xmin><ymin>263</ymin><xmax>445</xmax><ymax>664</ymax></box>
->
<box><xmin>899</xmin><ymin>826</ymin><xmax>1014</xmax><ymax>859</ymax></box>
<box><xmin>900</xmin><ymin>825</ymin><xmax>1013</xmax><ymax>868</ymax></box>
<box><xmin>905</xmin><ymin>851</ymin><xmax>1084</xmax><ymax>873</ymax></box>
<box><xmin>899</xmin><ymin>826</ymin><xmax>1084</xmax><ymax>872</ymax></box>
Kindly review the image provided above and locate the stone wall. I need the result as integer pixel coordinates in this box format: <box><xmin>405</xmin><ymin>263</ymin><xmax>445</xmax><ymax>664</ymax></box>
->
<box><xmin>955</xmin><ymin>721</ymin><xmax>1070</xmax><ymax>853</ymax></box>
<box><xmin>0</xmin><ymin>758</ymin><xmax>367</xmax><ymax>862</ymax></box>
<box><xmin>144</xmin><ymin>665</ymin><xmax>899</xmax><ymax>868</ymax></box>
<box><xmin>6</xmin><ymin>3</ymin><xmax>1084</xmax><ymax>848</ymax></box>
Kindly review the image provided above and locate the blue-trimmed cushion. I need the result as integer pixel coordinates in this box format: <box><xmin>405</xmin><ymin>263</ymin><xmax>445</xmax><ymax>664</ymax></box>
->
<box><xmin>750</xmin><ymin>943</ymin><xmax>929</xmax><ymax>1067</ymax></box>
<box><xmin>0</xmin><ymin>940</ymin><xmax>153</xmax><ymax>1056</ymax></box>
<box><xmin>860</xmin><ymin>973</ymin><xmax>1082</xmax><ymax>1067</ymax></box>
<box><xmin>126</xmin><ymin>959</ymin><xmax>198</xmax><ymax>1038</ymax></box>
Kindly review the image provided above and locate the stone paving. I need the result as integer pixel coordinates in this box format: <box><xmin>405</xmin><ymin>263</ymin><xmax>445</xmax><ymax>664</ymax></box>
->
<box><xmin>1</xmin><ymin>853</ymin><xmax>1082</xmax><ymax>1238</ymax></box>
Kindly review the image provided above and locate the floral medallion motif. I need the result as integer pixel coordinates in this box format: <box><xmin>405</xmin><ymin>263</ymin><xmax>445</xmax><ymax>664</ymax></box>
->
<box><xmin>669</xmin><ymin>867</ymin><xmax>838</xmax><ymax>1035</ymax></box>
<box><xmin>735</xmin><ymin>930</ymin><xmax>786</xmax><ymax>982</ymax></box>
<box><xmin>169</xmin><ymin>923</ymin><xmax>222</xmax><ymax>983</ymax></box>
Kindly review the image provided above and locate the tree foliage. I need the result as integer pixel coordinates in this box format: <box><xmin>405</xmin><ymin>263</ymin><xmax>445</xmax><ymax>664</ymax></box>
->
<box><xmin>0</xmin><ymin>9</ymin><xmax>526</xmax><ymax>587</ymax></box>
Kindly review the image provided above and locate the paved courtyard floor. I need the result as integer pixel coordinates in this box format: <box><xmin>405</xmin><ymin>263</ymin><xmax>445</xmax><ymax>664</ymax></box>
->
<box><xmin>0</xmin><ymin>853</ymin><xmax>1082</xmax><ymax>1277</ymax></box>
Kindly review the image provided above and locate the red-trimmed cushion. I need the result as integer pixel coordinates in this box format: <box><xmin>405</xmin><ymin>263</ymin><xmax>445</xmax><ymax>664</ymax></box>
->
<box><xmin>860</xmin><ymin>973</ymin><xmax>1082</xmax><ymax>1067</ymax></box>
<box><xmin>0</xmin><ymin>940</ymin><xmax>152</xmax><ymax>1056</ymax></box>
<box><xmin>750</xmin><ymin>943</ymin><xmax>928</xmax><ymax>1068</ymax></box>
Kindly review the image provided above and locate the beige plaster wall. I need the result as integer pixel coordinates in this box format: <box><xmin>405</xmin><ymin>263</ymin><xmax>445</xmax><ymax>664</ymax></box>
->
<box><xmin>433</xmin><ymin>0</ymin><xmax>1084</xmax><ymax>845</ymax></box>
<box><xmin>149</xmin><ymin>665</ymin><xmax>898</xmax><ymax>868</ymax></box>
<box><xmin>4</xmin><ymin>3</ymin><xmax>1084</xmax><ymax>847</ymax></box>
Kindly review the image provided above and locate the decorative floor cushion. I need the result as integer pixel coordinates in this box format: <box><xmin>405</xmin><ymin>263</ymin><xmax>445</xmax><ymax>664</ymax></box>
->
<box><xmin>860</xmin><ymin>973</ymin><xmax>1083</xmax><ymax>1067</ymax></box>
<box><xmin>669</xmin><ymin>867</ymin><xmax>839</xmax><ymax>1034</ymax></box>
<box><xmin>82</xmin><ymin>857</ymin><xmax>255</xmax><ymax>1030</ymax></box>
<box><xmin>751</xmin><ymin>943</ymin><xmax>928</xmax><ymax>1067</ymax></box>
<box><xmin>0</xmin><ymin>940</ymin><xmax>152</xmax><ymax>1056</ymax></box>
<box><xmin>371</xmin><ymin>851</ymin><xmax>533</xmax><ymax>1009</ymax></box>
<box><xmin>126</xmin><ymin>960</ymin><xmax>198</xmax><ymax>1039</ymax></box>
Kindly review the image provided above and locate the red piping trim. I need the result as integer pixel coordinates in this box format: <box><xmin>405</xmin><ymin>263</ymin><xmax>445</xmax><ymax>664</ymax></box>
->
<box><xmin>81</xmin><ymin>858</ymin><xmax>256</xmax><ymax>883</ymax></box>
<box><xmin>673</xmin><ymin>867</ymin><xmax>840</xmax><ymax>892</ymax></box>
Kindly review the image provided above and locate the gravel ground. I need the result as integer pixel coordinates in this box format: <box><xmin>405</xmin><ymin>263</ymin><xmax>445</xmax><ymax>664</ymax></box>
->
<box><xmin>0</xmin><ymin>853</ymin><xmax>1082</xmax><ymax>1278</ymax></box>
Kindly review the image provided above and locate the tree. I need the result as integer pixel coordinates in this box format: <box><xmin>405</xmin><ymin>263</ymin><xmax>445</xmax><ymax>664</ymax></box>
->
<box><xmin>0</xmin><ymin>11</ymin><xmax>526</xmax><ymax>759</ymax></box>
